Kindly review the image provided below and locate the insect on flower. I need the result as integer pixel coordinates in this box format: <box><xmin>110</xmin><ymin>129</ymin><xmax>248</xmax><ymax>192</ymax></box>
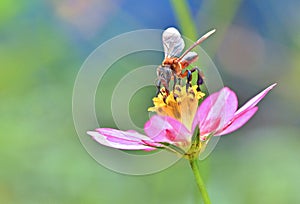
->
<box><xmin>156</xmin><ymin>27</ymin><xmax>216</xmax><ymax>96</ymax></box>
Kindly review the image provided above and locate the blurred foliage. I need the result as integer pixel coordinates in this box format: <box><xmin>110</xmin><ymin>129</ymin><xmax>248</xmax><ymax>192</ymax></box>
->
<box><xmin>170</xmin><ymin>0</ymin><xmax>197</xmax><ymax>40</ymax></box>
<box><xmin>0</xmin><ymin>0</ymin><xmax>299</xmax><ymax>203</ymax></box>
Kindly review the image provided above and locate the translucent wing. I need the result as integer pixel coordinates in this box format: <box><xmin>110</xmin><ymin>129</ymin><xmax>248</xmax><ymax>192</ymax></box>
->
<box><xmin>180</xmin><ymin>51</ymin><xmax>198</xmax><ymax>67</ymax></box>
<box><xmin>162</xmin><ymin>27</ymin><xmax>185</xmax><ymax>58</ymax></box>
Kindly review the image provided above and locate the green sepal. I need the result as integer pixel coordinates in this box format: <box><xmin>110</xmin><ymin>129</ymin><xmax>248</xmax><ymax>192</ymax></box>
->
<box><xmin>159</xmin><ymin>142</ymin><xmax>186</xmax><ymax>155</ymax></box>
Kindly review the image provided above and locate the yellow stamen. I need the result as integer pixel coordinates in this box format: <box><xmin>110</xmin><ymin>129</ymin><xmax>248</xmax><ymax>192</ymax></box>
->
<box><xmin>148</xmin><ymin>85</ymin><xmax>205</xmax><ymax>130</ymax></box>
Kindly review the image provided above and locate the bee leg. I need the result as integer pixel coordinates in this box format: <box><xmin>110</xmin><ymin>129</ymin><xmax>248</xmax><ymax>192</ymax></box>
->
<box><xmin>172</xmin><ymin>75</ymin><xmax>179</xmax><ymax>100</ymax></box>
<box><xmin>190</xmin><ymin>67</ymin><xmax>204</xmax><ymax>91</ymax></box>
<box><xmin>178</xmin><ymin>78</ymin><xmax>182</xmax><ymax>86</ymax></box>
<box><xmin>160</xmin><ymin>79</ymin><xmax>170</xmax><ymax>101</ymax></box>
<box><xmin>186</xmin><ymin>70</ymin><xmax>192</xmax><ymax>93</ymax></box>
<box><xmin>164</xmin><ymin>83</ymin><xmax>170</xmax><ymax>96</ymax></box>
<box><xmin>163</xmin><ymin>84</ymin><xmax>170</xmax><ymax>103</ymax></box>
<box><xmin>172</xmin><ymin>75</ymin><xmax>177</xmax><ymax>92</ymax></box>
<box><xmin>155</xmin><ymin>80</ymin><xmax>161</xmax><ymax>96</ymax></box>
<box><xmin>179</xmin><ymin>70</ymin><xmax>191</xmax><ymax>92</ymax></box>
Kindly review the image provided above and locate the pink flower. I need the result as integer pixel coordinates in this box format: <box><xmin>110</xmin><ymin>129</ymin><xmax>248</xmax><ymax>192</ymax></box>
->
<box><xmin>87</xmin><ymin>84</ymin><xmax>276</xmax><ymax>154</ymax></box>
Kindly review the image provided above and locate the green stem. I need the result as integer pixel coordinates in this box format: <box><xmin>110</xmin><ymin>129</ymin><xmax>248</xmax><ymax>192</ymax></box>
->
<box><xmin>189</xmin><ymin>159</ymin><xmax>211</xmax><ymax>204</ymax></box>
<box><xmin>170</xmin><ymin>0</ymin><xmax>197</xmax><ymax>40</ymax></box>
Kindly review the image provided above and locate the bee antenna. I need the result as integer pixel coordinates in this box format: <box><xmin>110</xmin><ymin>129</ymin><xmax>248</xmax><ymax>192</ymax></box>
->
<box><xmin>178</xmin><ymin>29</ymin><xmax>216</xmax><ymax>61</ymax></box>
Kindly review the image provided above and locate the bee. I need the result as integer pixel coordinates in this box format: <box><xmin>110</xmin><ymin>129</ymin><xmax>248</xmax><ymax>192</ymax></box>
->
<box><xmin>156</xmin><ymin>27</ymin><xmax>216</xmax><ymax>96</ymax></box>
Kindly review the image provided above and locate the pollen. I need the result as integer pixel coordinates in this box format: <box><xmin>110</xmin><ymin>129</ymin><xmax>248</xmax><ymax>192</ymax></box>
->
<box><xmin>148</xmin><ymin>85</ymin><xmax>205</xmax><ymax>130</ymax></box>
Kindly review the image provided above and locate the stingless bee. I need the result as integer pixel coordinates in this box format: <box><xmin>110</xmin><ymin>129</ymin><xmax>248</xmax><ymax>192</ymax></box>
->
<box><xmin>156</xmin><ymin>27</ymin><xmax>216</xmax><ymax>96</ymax></box>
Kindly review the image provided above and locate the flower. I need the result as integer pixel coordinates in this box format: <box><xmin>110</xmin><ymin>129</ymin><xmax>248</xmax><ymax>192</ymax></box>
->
<box><xmin>148</xmin><ymin>85</ymin><xmax>205</xmax><ymax>130</ymax></box>
<box><xmin>87</xmin><ymin>83</ymin><xmax>276</xmax><ymax>157</ymax></box>
<box><xmin>88</xmin><ymin>85</ymin><xmax>204</xmax><ymax>153</ymax></box>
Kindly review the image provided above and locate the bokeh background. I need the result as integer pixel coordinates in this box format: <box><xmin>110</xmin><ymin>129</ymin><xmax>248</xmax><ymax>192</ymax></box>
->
<box><xmin>1</xmin><ymin>0</ymin><xmax>300</xmax><ymax>203</ymax></box>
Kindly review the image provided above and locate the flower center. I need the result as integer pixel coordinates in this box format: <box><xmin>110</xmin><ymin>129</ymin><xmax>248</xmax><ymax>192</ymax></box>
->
<box><xmin>148</xmin><ymin>85</ymin><xmax>205</xmax><ymax>130</ymax></box>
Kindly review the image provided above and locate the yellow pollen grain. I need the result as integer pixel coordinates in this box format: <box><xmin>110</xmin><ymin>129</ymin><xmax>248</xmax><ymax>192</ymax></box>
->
<box><xmin>148</xmin><ymin>85</ymin><xmax>205</xmax><ymax>130</ymax></box>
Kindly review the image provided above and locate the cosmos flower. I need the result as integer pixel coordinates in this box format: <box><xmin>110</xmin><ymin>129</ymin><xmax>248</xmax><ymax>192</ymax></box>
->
<box><xmin>88</xmin><ymin>85</ymin><xmax>204</xmax><ymax>154</ymax></box>
<box><xmin>87</xmin><ymin>83</ymin><xmax>276</xmax><ymax>157</ymax></box>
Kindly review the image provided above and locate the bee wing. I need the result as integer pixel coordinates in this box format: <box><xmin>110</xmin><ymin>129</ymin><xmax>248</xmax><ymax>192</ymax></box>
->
<box><xmin>162</xmin><ymin>27</ymin><xmax>185</xmax><ymax>58</ymax></box>
<box><xmin>179</xmin><ymin>51</ymin><xmax>198</xmax><ymax>65</ymax></box>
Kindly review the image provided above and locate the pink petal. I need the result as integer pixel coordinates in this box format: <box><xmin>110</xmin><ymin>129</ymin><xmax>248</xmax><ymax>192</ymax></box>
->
<box><xmin>144</xmin><ymin>115</ymin><xmax>192</xmax><ymax>144</ymax></box>
<box><xmin>216</xmin><ymin>107</ymin><xmax>258</xmax><ymax>136</ymax></box>
<box><xmin>192</xmin><ymin>87</ymin><xmax>238</xmax><ymax>135</ymax></box>
<box><xmin>96</xmin><ymin>128</ymin><xmax>150</xmax><ymax>141</ymax></box>
<box><xmin>235</xmin><ymin>83</ymin><xmax>276</xmax><ymax>115</ymax></box>
<box><xmin>87</xmin><ymin>129</ymin><xmax>155</xmax><ymax>150</ymax></box>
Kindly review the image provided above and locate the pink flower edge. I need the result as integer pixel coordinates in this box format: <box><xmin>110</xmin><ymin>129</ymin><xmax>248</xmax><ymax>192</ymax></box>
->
<box><xmin>194</xmin><ymin>83</ymin><xmax>276</xmax><ymax>136</ymax></box>
<box><xmin>87</xmin><ymin>115</ymin><xmax>193</xmax><ymax>151</ymax></box>
<box><xmin>87</xmin><ymin>129</ymin><xmax>155</xmax><ymax>150</ymax></box>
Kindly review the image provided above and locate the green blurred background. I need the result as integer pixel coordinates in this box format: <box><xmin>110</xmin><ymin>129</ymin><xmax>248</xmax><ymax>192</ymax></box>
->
<box><xmin>1</xmin><ymin>0</ymin><xmax>299</xmax><ymax>203</ymax></box>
